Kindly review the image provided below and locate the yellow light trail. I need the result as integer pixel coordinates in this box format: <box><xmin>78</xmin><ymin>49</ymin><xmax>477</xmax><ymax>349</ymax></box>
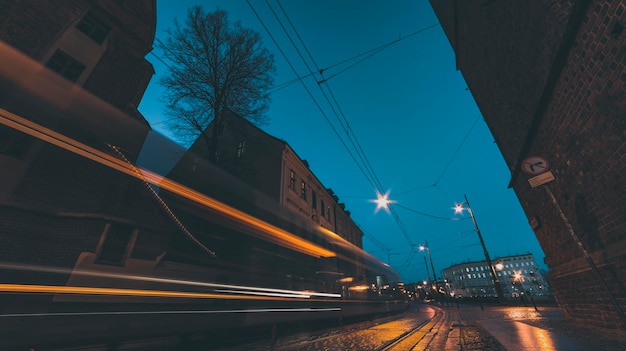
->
<box><xmin>0</xmin><ymin>263</ymin><xmax>342</xmax><ymax>298</ymax></box>
<box><xmin>0</xmin><ymin>108</ymin><xmax>335</xmax><ymax>258</ymax></box>
<box><xmin>1</xmin><ymin>307</ymin><xmax>342</xmax><ymax>318</ymax></box>
<box><xmin>0</xmin><ymin>283</ymin><xmax>309</xmax><ymax>301</ymax></box>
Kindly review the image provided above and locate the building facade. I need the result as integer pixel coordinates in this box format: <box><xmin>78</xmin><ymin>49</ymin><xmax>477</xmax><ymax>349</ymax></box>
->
<box><xmin>443</xmin><ymin>254</ymin><xmax>550</xmax><ymax>298</ymax></box>
<box><xmin>0</xmin><ymin>0</ymin><xmax>156</xmax><ymax>122</ymax></box>
<box><xmin>191</xmin><ymin>111</ymin><xmax>364</xmax><ymax>248</ymax></box>
<box><xmin>430</xmin><ymin>0</ymin><xmax>626</xmax><ymax>329</ymax></box>
<box><xmin>0</xmin><ymin>1</ymin><xmax>160</xmax><ymax>287</ymax></box>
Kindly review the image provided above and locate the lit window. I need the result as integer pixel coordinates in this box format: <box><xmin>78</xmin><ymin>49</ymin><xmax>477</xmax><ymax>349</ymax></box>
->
<box><xmin>76</xmin><ymin>12</ymin><xmax>112</xmax><ymax>44</ymax></box>
<box><xmin>300</xmin><ymin>181</ymin><xmax>307</xmax><ymax>201</ymax></box>
<box><xmin>289</xmin><ymin>170</ymin><xmax>296</xmax><ymax>190</ymax></box>
<box><xmin>46</xmin><ymin>50</ymin><xmax>85</xmax><ymax>82</ymax></box>
<box><xmin>236</xmin><ymin>140</ymin><xmax>246</xmax><ymax>158</ymax></box>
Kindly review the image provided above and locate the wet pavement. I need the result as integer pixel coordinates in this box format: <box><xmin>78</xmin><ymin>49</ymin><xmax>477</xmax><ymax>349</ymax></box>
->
<box><xmin>443</xmin><ymin>303</ymin><xmax>626</xmax><ymax>351</ymax></box>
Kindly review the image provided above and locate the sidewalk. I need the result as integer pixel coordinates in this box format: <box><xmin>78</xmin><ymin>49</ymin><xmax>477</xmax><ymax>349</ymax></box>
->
<box><xmin>441</xmin><ymin>303</ymin><xmax>626</xmax><ymax>351</ymax></box>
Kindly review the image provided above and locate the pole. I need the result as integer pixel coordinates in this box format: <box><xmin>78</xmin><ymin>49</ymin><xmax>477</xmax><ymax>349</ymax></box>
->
<box><xmin>464</xmin><ymin>195</ymin><xmax>504</xmax><ymax>299</ymax></box>
<box><xmin>423</xmin><ymin>256</ymin><xmax>432</xmax><ymax>283</ymax></box>
<box><xmin>425</xmin><ymin>240</ymin><xmax>439</xmax><ymax>293</ymax></box>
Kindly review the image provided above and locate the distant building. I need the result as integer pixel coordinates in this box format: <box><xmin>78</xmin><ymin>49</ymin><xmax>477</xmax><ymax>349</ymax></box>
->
<box><xmin>430</xmin><ymin>0</ymin><xmax>625</xmax><ymax>329</ymax></box>
<box><xmin>443</xmin><ymin>254</ymin><xmax>549</xmax><ymax>298</ymax></box>
<box><xmin>0</xmin><ymin>0</ymin><xmax>156</xmax><ymax>122</ymax></box>
<box><xmin>189</xmin><ymin>111</ymin><xmax>364</xmax><ymax>248</ymax></box>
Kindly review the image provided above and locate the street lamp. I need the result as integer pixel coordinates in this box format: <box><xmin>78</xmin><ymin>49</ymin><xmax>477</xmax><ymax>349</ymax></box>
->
<box><xmin>419</xmin><ymin>241</ymin><xmax>440</xmax><ymax>293</ymax></box>
<box><xmin>454</xmin><ymin>195</ymin><xmax>504</xmax><ymax>299</ymax></box>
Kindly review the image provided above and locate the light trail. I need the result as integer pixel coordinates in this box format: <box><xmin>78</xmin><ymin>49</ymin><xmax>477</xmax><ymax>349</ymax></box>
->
<box><xmin>0</xmin><ymin>108</ymin><xmax>335</xmax><ymax>258</ymax></box>
<box><xmin>215</xmin><ymin>289</ymin><xmax>311</xmax><ymax>298</ymax></box>
<box><xmin>0</xmin><ymin>283</ymin><xmax>337</xmax><ymax>302</ymax></box>
<box><xmin>1</xmin><ymin>307</ymin><xmax>342</xmax><ymax>318</ymax></box>
<box><xmin>0</xmin><ymin>263</ymin><xmax>341</xmax><ymax>298</ymax></box>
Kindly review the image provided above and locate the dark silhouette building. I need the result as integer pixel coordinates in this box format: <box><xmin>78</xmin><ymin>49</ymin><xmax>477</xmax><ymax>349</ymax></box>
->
<box><xmin>0</xmin><ymin>0</ymin><xmax>159</xmax><ymax>285</ymax></box>
<box><xmin>0</xmin><ymin>0</ymin><xmax>156</xmax><ymax>122</ymax></box>
<box><xmin>189</xmin><ymin>111</ymin><xmax>364</xmax><ymax>248</ymax></box>
<box><xmin>430</xmin><ymin>0</ymin><xmax>625</xmax><ymax>329</ymax></box>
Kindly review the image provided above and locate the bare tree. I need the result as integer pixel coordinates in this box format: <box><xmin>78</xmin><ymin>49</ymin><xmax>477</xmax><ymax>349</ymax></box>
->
<box><xmin>157</xmin><ymin>6</ymin><xmax>275</xmax><ymax>158</ymax></box>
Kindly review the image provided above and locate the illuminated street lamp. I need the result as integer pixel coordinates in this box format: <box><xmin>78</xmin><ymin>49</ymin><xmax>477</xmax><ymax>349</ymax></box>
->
<box><xmin>454</xmin><ymin>195</ymin><xmax>504</xmax><ymax>299</ymax></box>
<box><xmin>419</xmin><ymin>241</ymin><xmax>440</xmax><ymax>293</ymax></box>
<box><xmin>370</xmin><ymin>190</ymin><xmax>394</xmax><ymax>214</ymax></box>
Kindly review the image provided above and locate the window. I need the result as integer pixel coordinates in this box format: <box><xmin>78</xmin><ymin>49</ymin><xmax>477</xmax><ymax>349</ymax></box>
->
<box><xmin>320</xmin><ymin>199</ymin><xmax>325</xmax><ymax>217</ymax></box>
<box><xmin>289</xmin><ymin>170</ymin><xmax>296</xmax><ymax>190</ymax></box>
<box><xmin>95</xmin><ymin>223</ymin><xmax>136</xmax><ymax>265</ymax></box>
<box><xmin>236</xmin><ymin>140</ymin><xmax>246</xmax><ymax>158</ymax></box>
<box><xmin>46</xmin><ymin>50</ymin><xmax>85</xmax><ymax>82</ymax></box>
<box><xmin>300</xmin><ymin>181</ymin><xmax>307</xmax><ymax>201</ymax></box>
<box><xmin>75</xmin><ymin>12</ymin><xmax>112</xmax><ymax>44</ymax></box>
<box><xmin>312</xmin><ymin>190</ymin><xmax>317</xmax><ymax>210</ymax></box>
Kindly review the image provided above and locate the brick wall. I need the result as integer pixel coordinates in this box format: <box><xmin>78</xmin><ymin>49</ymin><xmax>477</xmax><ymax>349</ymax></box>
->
<box><xmin>430</xmin><ymin>0</ymin><xmax>626</xmax><ymax>329</ymax></box>
<box><xmin>0</xmin><ymin>0</ymin><xmax>156</xmax><ymax>120</ymax></box>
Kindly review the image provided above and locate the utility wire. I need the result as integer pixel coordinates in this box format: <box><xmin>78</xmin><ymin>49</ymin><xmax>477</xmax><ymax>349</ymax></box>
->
<box><xmin>433</xmin><ymin>116</ymin><xmax>481</xmax><ymax>184</ymax></box>
<box><xmin>359</xmin><ymin>225</ymin><xmax>389</xmax><ymax>253</ymax></box>
<box><xmin>259</xmin><ymin>0</ymin><xmax>384</xmax><ymax>194</ymax></box>
<box><xmin>264</xmin><ymin>0</ymin><xmax>419</xmax><ymax>251</ymax></box>
<box><xmin>246</xmin><ymin>0</ymin><xmax>380</xmax><ymax>194</ymax></box>
<box><xmin>318</xmin><ymin>23</ymin><xmax>439</xmax><ymax>84</ymax></box>
<box><xmin>394</xmin><ymin>203</ymin><xmax>470</xmax><ymax>221</ymax></box>
<box><xmin>267</xmin><ymin>24</ymin><xmax>438</xmax><ymax>94</ymax></box>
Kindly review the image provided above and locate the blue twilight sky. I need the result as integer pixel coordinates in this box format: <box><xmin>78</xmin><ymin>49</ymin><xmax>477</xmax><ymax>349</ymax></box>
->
<box><xmin>138</xmin><ymin>0</ymin><xmax>547</xmax><ymax>283</ymax></box>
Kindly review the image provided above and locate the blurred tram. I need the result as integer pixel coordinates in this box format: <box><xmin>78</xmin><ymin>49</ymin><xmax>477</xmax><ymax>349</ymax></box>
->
<box><xmin>0</xmin><ymin>41</ymin><xmax>407</xmax><ymax>348</ymax></box>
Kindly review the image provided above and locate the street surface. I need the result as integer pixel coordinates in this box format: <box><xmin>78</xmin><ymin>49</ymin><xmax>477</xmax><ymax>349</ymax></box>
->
<box><xmin>224</xmin><ymin>302</ymin><xmax>626</xmax><ymax>351</ymax></box>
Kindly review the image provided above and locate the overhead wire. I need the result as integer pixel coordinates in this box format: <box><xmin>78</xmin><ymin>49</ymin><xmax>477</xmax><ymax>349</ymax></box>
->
<box><xmin>268</xmin><ymin>8</ymin><xmax>447</xmax><ymax>248</ymax></box>
<box><xmin>258</xmin><ymin>0</ymin><xmax>385</xmax><ymax>194</ymax></box>
<box><xmin>267</xmin><ymin>0</ymin><xmax>418</xmax><ymax>252</ymax></box>
<box><xmin>246</xmin><ymin>0</ymin><xmax>383</xmax><ymax>195</ymax></box>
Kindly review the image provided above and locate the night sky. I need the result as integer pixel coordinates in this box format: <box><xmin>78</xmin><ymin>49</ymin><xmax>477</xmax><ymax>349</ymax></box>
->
<box><xmin>138</xmin><ymin>0</ymin><xmax>547</xmax><ymax>283</ymax></box>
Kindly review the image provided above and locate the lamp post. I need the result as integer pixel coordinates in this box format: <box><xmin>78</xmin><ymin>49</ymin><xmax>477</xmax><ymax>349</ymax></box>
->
<box><xmin>419</xmin><ymin>241</ymin><xmax>439</xmax><ymax>293</ymax></box>
<box><xmin>455</xmin><ymin>195</ymin><xmax>504</xmax><ymax>299</ymax></box>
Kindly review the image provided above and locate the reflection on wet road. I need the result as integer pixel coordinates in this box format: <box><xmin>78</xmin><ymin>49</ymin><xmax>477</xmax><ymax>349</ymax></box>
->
<box><xmin>455</xmin><ymin>305</ymin><xmax>592</xmax><ymax>350</ymax></box>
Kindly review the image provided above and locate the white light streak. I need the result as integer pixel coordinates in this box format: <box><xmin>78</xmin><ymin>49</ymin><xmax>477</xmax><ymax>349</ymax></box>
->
<box><xmin>0</xmin><ymin>263</ymin><xmax>341</xmax><ymax>298</ymax></box>
<box><xmin>0</xmin><ymin>307</ymin><xmax>342</xmax><ymax>318</ymax></box>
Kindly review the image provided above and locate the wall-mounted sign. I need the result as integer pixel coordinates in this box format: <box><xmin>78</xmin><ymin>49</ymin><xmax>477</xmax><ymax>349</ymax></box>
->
<box><xmin>528</xmin><ymin>171</ymin><xmax>555</xmax><ymax>187</ymax></box>
<box><xmin>522</xmin><ymin>156</ymin><xmax>550</xmax><ymax>175</ymax></box>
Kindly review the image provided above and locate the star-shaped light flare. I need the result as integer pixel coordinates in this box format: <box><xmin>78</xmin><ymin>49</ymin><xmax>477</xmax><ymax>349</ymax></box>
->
<box><xmin>453</xmin><ymin>203</ymin><xmax>465</xmax><ymax>215</ymax></box>
<box><xmin>370</xmin><ymin>190</ymin><xmax>394</xmax><ymax>214</ymax></box>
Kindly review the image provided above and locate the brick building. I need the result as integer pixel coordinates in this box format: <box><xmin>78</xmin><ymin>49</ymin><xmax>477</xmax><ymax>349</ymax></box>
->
<box><xmin>0</xmin><ymin>0</ymin><xmax>156</xmax><ymax>122</ymax></box>
<box><xmin>187</xmin><ymin>111</ymin><xmax>364</xmax><ymax>248</ymax></box>
<box><xmin>430</xmin><ymin>0</ymin><xmax>625</xmax><ymax>329</ymax></box>
<box><xmin>0</xmin><ymin>1</ymin><xmax>161</xmax><ymax>285</ymax></box>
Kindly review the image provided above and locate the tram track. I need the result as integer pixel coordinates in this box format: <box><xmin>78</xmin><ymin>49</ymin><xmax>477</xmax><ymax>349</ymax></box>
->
<box><xmin>269</xmin><ymin>304</ymin><xmax>446</xmax><ymax>351</ymax></box>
